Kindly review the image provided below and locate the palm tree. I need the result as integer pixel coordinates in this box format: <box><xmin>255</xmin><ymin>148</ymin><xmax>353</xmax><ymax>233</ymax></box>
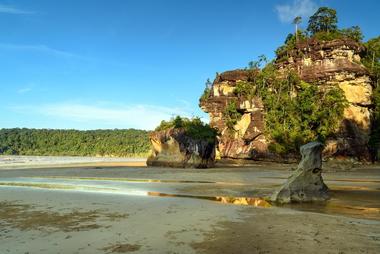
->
<box><xmin>293</xmin><ymin>16</ymin><xmax>302</xmax><ymax>42</ymax></box>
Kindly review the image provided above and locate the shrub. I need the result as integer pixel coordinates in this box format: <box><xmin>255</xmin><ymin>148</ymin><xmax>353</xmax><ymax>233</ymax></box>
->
<box><xmin>251</xmin><ymin>67</ymin><xmax>347</xmax><ymax>154</ymax></box>
<box><xmin>199</xmin><ymin>78</ymin><xmax>213</xmax><ymax>103</ymax></box>
<box><xmin>199</xmin><ymin>87</ymin><xmax>211</xmax><ymax>102</ymax></box>
<box><xmin>233</xmin><ymin>81</ymin><xmax>256</xmax><ymax>99</ymax></box>
<box><xmin>155</xmin><ymin>116</ymin><xmax>217</xmax><ymax>144</ymax></box>
<box><xmin>223</xmin><ymin>101</ymin><xmax>242</xmax><ymax>129</ymax></box>
<box><xmin>313</xmin><ymin>30</ymin><xmax>344</xmax><ymax>41</ymax></box>
<box><xmin>340</xmin><ymin>26</ymin><xmax>363</xmax><ymax>42</ymax></box>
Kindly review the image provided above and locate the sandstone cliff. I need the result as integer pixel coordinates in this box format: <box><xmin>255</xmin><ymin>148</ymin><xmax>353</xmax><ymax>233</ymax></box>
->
<box><xmin>147</xmin><ymin>128</ymin><xmax>216</xmax><ymax>168</ymax></box>
<box><xmin>200</xmin><ymin>70</ymin><xmax>271</xmax><ymax>160</ymax></box>
<box><xmin>200</xmin><ymin>38</ymin><xmax>373</xmax><ymax>161</ymax></box>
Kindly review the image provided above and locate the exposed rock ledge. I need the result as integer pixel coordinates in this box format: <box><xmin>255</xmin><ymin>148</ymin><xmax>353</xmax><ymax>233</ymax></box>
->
<box><xmin>200</xmin><ymin>38</ymin><xmax>373</xmax><ymax>162</ymax></box>
<box><xmin>147</xmin><ymin>128</ymin><xmax>216</xmax><ymax>168</ymax></box>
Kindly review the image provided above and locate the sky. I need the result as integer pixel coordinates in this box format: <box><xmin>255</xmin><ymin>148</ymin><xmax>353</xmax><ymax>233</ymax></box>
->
<box><xmin>0</xmin><ymin>0</ymin><xmax>379</xmax><ymax>130</ymax></box>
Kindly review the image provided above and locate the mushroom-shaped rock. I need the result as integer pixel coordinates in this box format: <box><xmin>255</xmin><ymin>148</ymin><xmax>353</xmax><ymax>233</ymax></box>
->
<box><xmin>147</xmin><ymin>128</ymin><xmax>216</xmax><ymax>168</ymax></box>
<box><xmin>271</xmin><ymin>142</ymin><xmax>330</xmax><ymax>203</ymax></box>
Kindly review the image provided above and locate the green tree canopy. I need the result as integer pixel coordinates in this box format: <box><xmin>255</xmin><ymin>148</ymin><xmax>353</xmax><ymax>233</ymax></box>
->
<box><xmin>155</xmin><ymin>116</ymin><xmax>218</xmax><ymax>144</ymax></box>
<box><xmin>293</xmin><ymin>16</ymin><xmax>302</xmax><ymax>41</ymax></box>
<box><xmin>363</xmin><ymin>36</ymin><xmax>380</xmax><ymax>81</ymax></box>
<box><xmin>340</xmin><ymin>26</ymin><xmax>364</xmax><ymax>42</ymax></box>
<box><xmin>307</xmin><ymin>7</ymin><xmax>338</xmax><ymax>35</ymax></box>
<box><xmin>232</xmin><ymin>65</ymin><xmax>347</xmax><ymax>154</ymax></box>
<box><xmin>0</xmin><ymin>128</ymin><xmax>151</xmax><ymax>157</ymax></box>
<box><xmin>363</xmin><ymin>36</ymin><xmax>380</xmax><ymax>159</ymax></box>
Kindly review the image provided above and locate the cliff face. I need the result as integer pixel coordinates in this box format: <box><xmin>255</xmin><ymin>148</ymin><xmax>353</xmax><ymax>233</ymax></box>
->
<box><xmin>200</xmin><ymin>70</ymin><xmax>271</xmax><ymax>160</ymax></box>
<box><xmin>200</xmin><ymin>38</ymin><xmax>373</xmax><ymax>161</ymax></box>
<box><xmin>147</xmin><ymin>128</ymin><xmax>216</xmax><ymax>168</ymax></box>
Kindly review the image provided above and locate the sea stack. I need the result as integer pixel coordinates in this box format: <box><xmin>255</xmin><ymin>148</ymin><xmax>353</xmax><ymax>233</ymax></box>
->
<box><xmin>147</xmin><ymin>128</ymin><xmax>216</xmax><ymax>168</ymax></box>
<box><xmin>271</xmin><ymin>142</ymin><xmax>330</xmax><ymax>203</ymax></box>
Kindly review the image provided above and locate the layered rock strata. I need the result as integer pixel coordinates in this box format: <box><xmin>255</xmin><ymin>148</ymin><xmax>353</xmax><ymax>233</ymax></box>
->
<box><xmin>147</xmin><ymin>128</ymin><xmax>216</xmax><ymax>168</ymax></box>
<box><xmin>277</xmin><ymin>38</ymin><xmax>372</xmax><ymax>159</ymax></box>
<box><xmin>200</xmin><ymin>70</ymin><xmax>272</xmax><ymax>160</ymax></box>
<box><xmin>200</xmin><ymin>38</ymin><xmax>373</xmax><ymax>161</ymax></box>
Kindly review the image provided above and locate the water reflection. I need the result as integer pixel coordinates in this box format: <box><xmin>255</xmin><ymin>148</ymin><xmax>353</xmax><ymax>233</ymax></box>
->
<box><xmin>0</xmin><ymin>180</ymin><xmax>271</xmax><ymax>208</ymax></box>
<box><xmin>283</xmin><ymin>189</ymin><xmax>380</xmax><ymax>220</ymax></box>
<box><xmin>148</xmin><ymin>192</ymin><xmax>271</xmax><ymax>207</ymax></box>
<box><xmin>0</xmin><ymin>177</ymin><xmax>379</xmax><ymax>220</ymax></box>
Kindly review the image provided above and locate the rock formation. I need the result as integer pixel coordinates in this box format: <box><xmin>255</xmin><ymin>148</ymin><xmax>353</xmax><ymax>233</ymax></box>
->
<box><xmin>277</xmin><ymin>38</ymin><xmax>372</xmax><ymax>160</ymax></box>
<box><xmin>200</xmin><ymin>70</ymin><xmax>272</xmax><ymax>160</ymax></box>
<box><xmin>200</xmin><ymin>38</ymin><xmax>373</xmax><ymax>161</ymax></box>
<box><xmin>271</xmin><ymin>142</ymin><xmax>330</xmax><ymax>203</ymax></box>
<box><xmin>147</xmin><ymin>128</ymin><xmax>216</xmax><ymax>168</ymax></box>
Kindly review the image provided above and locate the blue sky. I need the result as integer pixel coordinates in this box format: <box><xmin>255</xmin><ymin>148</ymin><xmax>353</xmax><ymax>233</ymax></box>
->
<box><xmin>0</xmin><ymin>0</ymin><xmax>379</xmax><ymax>130</ymax></box>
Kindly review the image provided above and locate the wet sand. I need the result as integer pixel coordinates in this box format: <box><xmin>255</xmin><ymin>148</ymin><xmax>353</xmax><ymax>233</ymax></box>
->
<box><xmin>0</xmin><ymin>157</ymin><xmax>379</xmax><ymax>253</ymax></box>
<box><xmin>0</xmin><ymin>155</ymin><xmax>147</xmax><ymax>169</ymax></box>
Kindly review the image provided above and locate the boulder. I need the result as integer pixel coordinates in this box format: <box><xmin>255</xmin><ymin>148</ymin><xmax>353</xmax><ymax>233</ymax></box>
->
<box><xmin>147</xmin><ymin>128</ymin><xmax>216</xmax><ymax>168</ymax></box>
<box><xmin>271</xmin><ymin>142</ymin><xmax>330</xmax><ymax>203</ymax></box>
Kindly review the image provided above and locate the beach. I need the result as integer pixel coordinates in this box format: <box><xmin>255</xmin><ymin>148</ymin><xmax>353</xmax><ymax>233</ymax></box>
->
<box><xmin>0</xmin><ymin>156</ymin><xmax>379</xmax><ymax>253</ymax></box>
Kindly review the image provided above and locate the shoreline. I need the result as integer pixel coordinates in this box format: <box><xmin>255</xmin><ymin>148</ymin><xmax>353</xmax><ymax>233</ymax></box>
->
<box><xmin>0</xmin><ymin>155</ymin><xmax>147</xmax><ymax>170</ymax></box>
<box><xmin>0</xmin><ymin>160</ymin><xmax>379</xmax><ymax>253</ymax></box>
<box><xmin>1</xmin><ymin>155</ymin><xmax>378</xmax><ymax>170</ymax></box>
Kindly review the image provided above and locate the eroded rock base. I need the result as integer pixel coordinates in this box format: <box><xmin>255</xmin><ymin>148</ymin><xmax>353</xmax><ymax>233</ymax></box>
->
<box><xmin>147</xmin><ymin>128</ymin><xmax>216</xmax><ymax>168</ymax></box>
<box><xmin>271</xmin><ymin>142</ymin><xmax>330</xmax><ymax>203</ymax></box>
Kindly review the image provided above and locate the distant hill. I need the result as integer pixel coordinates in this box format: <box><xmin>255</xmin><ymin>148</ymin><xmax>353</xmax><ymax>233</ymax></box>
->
<box><xmin>0</xmin><ymin>128</ymin><xmax>151</xmax><ymax>157</ymax></box>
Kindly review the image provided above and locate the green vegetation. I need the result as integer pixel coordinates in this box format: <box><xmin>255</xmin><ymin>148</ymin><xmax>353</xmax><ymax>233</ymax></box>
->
<box><xmin>369</xmin><ymin>85</ymin><xmax>380</xmax><ymax>159</ymax></box>
<box><xmin>223</xmin><ymin>101</ymin><xmax>243</xmax><ymax>129</ymax></box>
<box><xmin>265</xmin><ymin>79</ymin><xmax>347</xmax><ymax>154</ymax></box>
<box><xmin>233</xmin><ymin>81</ymin><xmax>256</xmax><ymax>99</ymax></box>
<box><xmin>307</xmin><ymin>7</ymin><xmax>338</xmax><ymax>35</ymax></box>
<box><xmin>0</xmin><ymin>128</ymin><xmax>150</xmax><ymax>157</ymax></box>
<box><xmin>155</xmin><ymin>116</ymin><xmax>217</xmax><ymax>143</ymax></box>
<box><xmin>200</xmin><ymin>6</ymin><xmax>378</xmax><ymax>157</ymax></box>
<box><xmin>362</xmin><ymin>36</ymin><xmax>380</xmax><ymax>83</ymax></box>
<box><xmin>200</xmin><ymin>87</ymin><xmax>211</xmax><ymax>102</ymax></box>
<box><xmin>275</xmin><ymin>7</ymin><xmax>364</xmax><ymax>61</ymax></box>
<box><xmin>199</xmin><ymin>78</ymin><xmax>212</xmax><ymax>103</ymax></box>
<box><xmin>274</xmin><ymin>6</ymin><xmax>379</xmax><ymax>157</ymax></box>
<box><xmin>233</xmin><ymin>64</ymin><xmax>347</xmax><ymax>154</ymax></box>
<box><xmin>248</xmin><ymin>54</ymin><xmax>268</xmax><ymax>70</ymax></box>
<box><xmin>292</xmin><ymin>16</ymin><xmax>302</xmax><ymax>42</ymax></box>
<box><xmin>272</xmin><ymin>7</ymin><xmax>380</xmax><ymax>156</ymax></box>
<box><xmin>363</xmin><ymin>36</ymin><xmax>380</xmax><ymax>159</ymax></box>
<box><xmin>339</xmin><ymin>26</ymin><xmax>364</xmax><ymax>42</ymax></box>
<box><xmin>312</xmin><ymin>27</ymin><xmax>363</xmax><ymax>42</ymax></box>
<box><xmin>275</xmin><ymin>30</ymin><xmax>308</xmax><ymax>61</ymax></box>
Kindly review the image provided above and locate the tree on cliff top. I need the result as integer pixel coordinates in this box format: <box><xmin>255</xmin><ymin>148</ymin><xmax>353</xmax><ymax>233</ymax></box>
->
<box><xmin>340</xmin><ymin>26</ymin><xmax>364</xmax><ymax>42</ymax></box>
<box><xmin>292</xmin><ymin>16</ymin><xmax>302</xmax><ymax>42</ymax></box>
<box><xmin>307</xmin><ymin>7</ymin><xmax>338</xmax><ymax>35</ymax></box>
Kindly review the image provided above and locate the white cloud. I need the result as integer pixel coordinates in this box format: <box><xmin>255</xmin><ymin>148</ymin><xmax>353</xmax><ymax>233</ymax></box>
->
<box><xmin>275</xmin><ymin>0</ymin><xmax>318</xmax><ymax>23</ymax></box>
<box><xmin>17</xmin><ymin>87</ymin><xmax>32</xmax><ymax>94</ymax></box>
<box><xmin>0</xmin><ymin>4</ymin><xmax>34</xmax><ymax>14</ymax></box>
<box><xmin>10</xmin><ymin>102</ymin><xmax>195</xmax><ymax>130</ymax></box>
<box><xmin>0</xmin><ymin>43</ymin><xmax>83</xmax><ymax>59</ymax></box>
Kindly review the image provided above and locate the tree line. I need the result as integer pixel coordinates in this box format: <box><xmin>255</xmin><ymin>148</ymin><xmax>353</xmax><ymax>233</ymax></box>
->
<box><xmin>0</xmin><ymin>128</ymin><xmax>151</xmax><ymax>157</ymax></box>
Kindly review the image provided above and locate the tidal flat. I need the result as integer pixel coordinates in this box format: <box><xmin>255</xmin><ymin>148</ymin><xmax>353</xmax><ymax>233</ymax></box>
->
<box><xmin>0</xmin><ymin>156</ymin><xmax>379</xmax><ymax>253</ymax></box>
